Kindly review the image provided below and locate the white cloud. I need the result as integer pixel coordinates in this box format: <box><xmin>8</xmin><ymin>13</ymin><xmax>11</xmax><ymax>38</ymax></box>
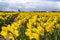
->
<box><xmin>0</xmin><ymin>0</ymin><xmax>60</xmax><ymax>11</ymax></box>
<box><xmin>20</xmin><ymin>1</ymin><xmax>57</xmax><ymax>9</ymax></box>
<box><xmin>57</xmin><ymin>2</ymin><xmax>60</xmax><ymax>9</ymax></box>
<box><xmin>0</xmin><ymin>0</ymin><xmax>47</xmax><ymax>3</ymax></box>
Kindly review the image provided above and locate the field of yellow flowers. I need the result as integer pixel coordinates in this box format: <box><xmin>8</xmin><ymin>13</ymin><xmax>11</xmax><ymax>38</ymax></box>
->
<box><xmin>0</xmin><ymin>12</ymin><xmax>60</xmax><ymax>40</ymax></box>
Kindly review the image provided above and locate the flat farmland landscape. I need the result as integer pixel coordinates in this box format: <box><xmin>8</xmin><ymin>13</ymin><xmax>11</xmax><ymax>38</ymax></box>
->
<box><xmin>0</xmin><ymin>12</ymin><xmax>60</xmax><ymax>40</ymax></box>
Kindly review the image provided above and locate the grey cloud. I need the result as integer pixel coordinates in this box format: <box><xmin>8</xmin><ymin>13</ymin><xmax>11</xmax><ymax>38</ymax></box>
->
<box><xmin>0</xmin><ymin>1</ymin><xmax>60</xmax><ymax>11</ymax></box>
<box><xmin>0</xmin><ymin>2</ymin><xmax>9</xmax><ymax>11</ymax></box>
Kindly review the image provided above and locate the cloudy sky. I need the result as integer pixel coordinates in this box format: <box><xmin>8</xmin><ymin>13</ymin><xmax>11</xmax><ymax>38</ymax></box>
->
<box><xmin>0</xmin><ymin>0</ymin><xmax>60</xmax><ymax>11</ymax></box>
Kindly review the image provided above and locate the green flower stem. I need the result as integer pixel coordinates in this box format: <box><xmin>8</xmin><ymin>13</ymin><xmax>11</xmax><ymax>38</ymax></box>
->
<box><xmin>8</xmin><ymin>31</ymin><xmax>16</xmax><ymax>40</ymax></box>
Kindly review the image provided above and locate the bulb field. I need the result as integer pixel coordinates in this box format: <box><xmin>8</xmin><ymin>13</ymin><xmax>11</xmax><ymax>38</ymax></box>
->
<box><xmin>0</xmin><ymin>12</ymin><xmax>60</xmax><ymax>40</ymax></box>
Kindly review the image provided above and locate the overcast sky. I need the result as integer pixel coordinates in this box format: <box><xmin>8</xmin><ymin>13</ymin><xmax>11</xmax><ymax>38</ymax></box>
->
<box><xmin>0</xmin><ymin>0</ymin><xmax>60</xmax><ymax>11</ymax></box>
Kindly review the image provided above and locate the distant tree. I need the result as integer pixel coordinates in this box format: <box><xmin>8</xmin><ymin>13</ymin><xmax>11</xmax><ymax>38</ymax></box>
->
<box><xmin>18</xmin><ymin>9</ymin><xmax>21</xmax><ymax>12</ymax></box>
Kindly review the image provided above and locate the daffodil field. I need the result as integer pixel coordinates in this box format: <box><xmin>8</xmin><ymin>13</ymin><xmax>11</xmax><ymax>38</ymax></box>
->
<box><xmin>0</xmin><ymin>12</ymin><xmax>60</xmax><ymax>40</ymax></box>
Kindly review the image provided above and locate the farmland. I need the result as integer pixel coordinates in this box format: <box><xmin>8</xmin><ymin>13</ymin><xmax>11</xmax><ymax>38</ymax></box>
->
<box><xmin>0</xmin><ymin>12</ymin><xmax>60</xmax><ymax>40</ymax></box>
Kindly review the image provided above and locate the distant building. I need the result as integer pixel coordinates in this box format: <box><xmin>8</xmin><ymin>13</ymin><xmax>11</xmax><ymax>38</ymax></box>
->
<box><xmin>46</xmin><ymin>11</ymin><xmax>48</xmax><ymax>12</ymax></box>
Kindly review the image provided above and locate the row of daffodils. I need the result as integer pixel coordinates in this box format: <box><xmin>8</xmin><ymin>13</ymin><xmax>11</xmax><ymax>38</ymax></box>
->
<box><xmin>0</xmin><ymin>12</ymin><xmax>60</xmax><ymax>40</ymax></box>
